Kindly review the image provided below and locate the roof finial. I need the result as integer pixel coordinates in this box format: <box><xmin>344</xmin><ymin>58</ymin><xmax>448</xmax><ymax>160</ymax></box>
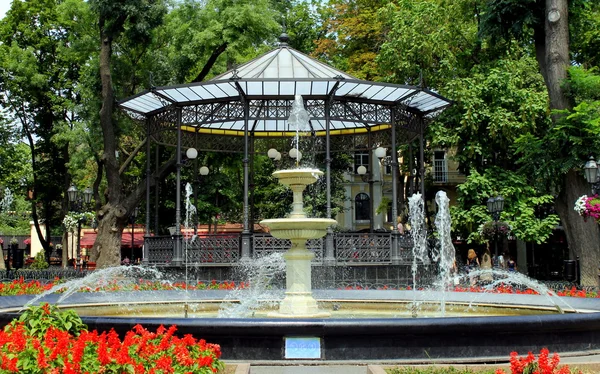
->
<box><xmin>279</xmin><ymin>23</ymin><xmax>289</xmax><ymax>47</ymax></box>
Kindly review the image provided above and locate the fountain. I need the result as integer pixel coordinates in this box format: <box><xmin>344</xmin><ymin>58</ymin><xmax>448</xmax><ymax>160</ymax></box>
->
<box><xmin>260</xmin><ymin>168</ymin><xmax>336</xmax><ymax>318</ymax></box>
<box><xmin>1</xmin><ymin>96</ymin><xmax>600</xmax><ymax>361</ymax></box>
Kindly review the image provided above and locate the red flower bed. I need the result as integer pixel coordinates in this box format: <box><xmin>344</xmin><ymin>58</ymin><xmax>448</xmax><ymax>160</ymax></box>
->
<box><xmin>495</xmin><ymin>348</ymin><xmax>577</xmax><ymax>374</ymax></box>
<box><xmin>0</xmin><ymin>304</ymin><xmax>223</xmax><ymax>373</ymax></box>
<box><xmin>0</xmin><ymin>277</ymin><xmax>248</xmax><ymax>297</ymax></box>
<box><xmin>342</xmin><ymin>284</ymin><xmax>599</xmax><ymax>298</ymax></box>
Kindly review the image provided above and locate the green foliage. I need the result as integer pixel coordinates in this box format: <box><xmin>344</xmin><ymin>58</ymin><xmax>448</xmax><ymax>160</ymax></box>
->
<box><xmin>378</xmin><ymin>0</ymin><xmax>481</xmax><ymax>87</ymax></box>
<box><xmin>29</xmin><ymin>250</ymin><xmax>49</xmax><ymax>270</ymax></box>
<box><xmin>0</xmin><ymin>212</ymin><xmax>31</xmax><ymax>236</ymax></box>
<box><xmin>0</xmin><ymin>0</ymin><xmax>92</xmax><ymax>239</ymax></box>
<box><xmin>430</xmin><ymin>56</ymin><xmax>549</xmax><ymax>175</ymax></box>
<box><xmin>513</xmin><ymin>67</ymin><xmax>600</xmax><ymax>193</ymax></box>
<box><xmin>10</xmin><ymin>303</ymin><xmax>88</xmax><ymax>338</ymax></box>
<box><xmin>314</xmin><ymin>0</ymin><xmax>386</xmax><ymax>80</ymax></box>
<box><xmin>570</xmin><ymin>1</ymin><xmax>600</xmax><ymax>68</ymax></box>
<box><xmin>451</xmin><ymin>167</ymin><xmax>559</xmax><ymax>244</ymax></box>
<box><xmin>164</xmin><ymin>0</ymin><xmax>280</xmax><ymax>83</ymax></box>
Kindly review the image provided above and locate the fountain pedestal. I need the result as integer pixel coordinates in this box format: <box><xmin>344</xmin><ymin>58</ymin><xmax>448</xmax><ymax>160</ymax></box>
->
<box><xmin>261</xmin><ymin>169</ymin><xmax>336</xmax><ymax>318</ymax></box>
<box><xmin>268</xmin><ymin>239</ymin><xmax>330</xmax><ymax>318</ymax></box>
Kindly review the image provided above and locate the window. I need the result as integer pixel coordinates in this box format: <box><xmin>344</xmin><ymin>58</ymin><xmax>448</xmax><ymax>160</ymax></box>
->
<box><xmin>354</xmin><ymin>150</ymin><xmax>369</xmax><ymax>173</ymax></box>
<box><xmin>433</xmin><ymin>150</ymin><xmax>447</xmax><ymax>183</ymax></box>
<box><xmin>355</xmin><ymin>193</ymin><xmax>370</xmax><ymax>221</ymax></box>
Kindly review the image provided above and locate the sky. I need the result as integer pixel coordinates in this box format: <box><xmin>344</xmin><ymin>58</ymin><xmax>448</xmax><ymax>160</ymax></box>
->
<box><xmin>0</xmin><ymin>0</ymin><xmax>10</xmax><ymax>20</ymax></box>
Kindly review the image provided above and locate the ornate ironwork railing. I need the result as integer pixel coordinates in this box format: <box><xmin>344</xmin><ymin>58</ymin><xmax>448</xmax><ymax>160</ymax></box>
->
<box><xmin>334</xmin><ymin>233</ymin><xmax>392</xmax><ymax>263</ymax></box>
<box><xmin>145</xmin><ymin>232</ymin><xmax>418</xmax><ymax>266</ymax></box>
<box><xmin>252</xmin><ymin>234</ymin><xmax>323</xmax><ymax>263</ymax></box>
<box><xmin>146</xmin><ymin>236</ymin><xmax>175</xmax><ymax>265</ymax></box>
<box><xmin>184</xmin><ymin>234</ymin><xmax>240</xmax><ymax>265</ymax></box>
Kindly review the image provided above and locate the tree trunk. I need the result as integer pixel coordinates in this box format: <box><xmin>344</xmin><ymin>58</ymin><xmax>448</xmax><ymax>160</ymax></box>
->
<box><xmin>537</xmin><ymin>1</ymin><xmax>599</xmax><ymax>285</ymax></box>
<box><xmin>93</xmin><ymin>205</ymin><xmax>127</xmax><ymax>267</ymax></box>
<box><xmin>555</xmin><ymin>170</ymin><xmax>600</xmax><ymax>286</ymax></box>
<box><xmin>544</xmin><ymin>0</ymin><xmax>571</xmax><ymax>112</ymax></box>
<box><xmin>93</xmin><ymin>30</ymin><xmax>126</xmax><ymax>268</ymax></box>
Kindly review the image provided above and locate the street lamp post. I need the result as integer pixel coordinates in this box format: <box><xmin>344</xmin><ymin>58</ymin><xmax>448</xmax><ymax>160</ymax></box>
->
<box><xmin>486</xmin><ymin>195</ymin><xmax>505</xmax><ymax>258</ymax></box>
<box><xmin>67</xmin><ymin>186</ymin><xmax>93</xmax><ymax>265</ymax></box>
<box><xmin>584</xmin><ymin>156</ymin><xmax>600</xmax><ymax>194</ymax></box>
<box><xmin>195</xmin><ymin>166</ymin><xmax>209</xmax><ymax>236</ymax></box>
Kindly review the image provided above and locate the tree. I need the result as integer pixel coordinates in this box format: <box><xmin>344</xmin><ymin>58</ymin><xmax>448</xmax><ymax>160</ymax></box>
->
<box><xmin>479</xmin><ymin>0</ymin><xmax>600</xmax><ymax>285</ymax></box>
<box><xmin>314</xmin><ymin>0</ymin><xmax>386</xmax><ymax>81</ymax></box>
<box><xmin>164</xmin><ymin>0</ymin><xmax>280</xmax><ymax>84</ymax></box>
<box><xmin>88</xmin><ymin>0</ymin><xmax>168</xmax><ymax>268</ymax></box>
<box><xmin>88</xmin><ymin>0</ymin><xmax>286</xmax><ymax>267</ymax></box>
<box><xmin>0</xmin><ymin>0</ymin><xmax>89</xmax><ymax>263</ymax></box>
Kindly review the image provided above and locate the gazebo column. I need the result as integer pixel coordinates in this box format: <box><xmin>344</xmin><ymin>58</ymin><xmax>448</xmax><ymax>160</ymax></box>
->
<box><xmin>143</xmin><ymin>118</ymin><xmax>151</xmax><ymax>265</ymax></box>
<box><xmin>390</xmin><ymin>108</ymin><xmax>400</xmax><ymax>265</ymax></box>
<box><xmin>241</xmin><ymin>98</ymin><xmax>251</xmax><ymax>260</ymax></box>
<box><xmin>323</xmin><ymin>98</ymin><xmax>335</xmax><ymax>266</ymax></box>
<box><xmin>154</xmin><ymin>142</ymin><xmax>160</xmax><ymax>234</ymax></box>
<box><xmin>173</xmin><ymin>107</ymin><xmax>184</xmax><ymax>267</ymax></box>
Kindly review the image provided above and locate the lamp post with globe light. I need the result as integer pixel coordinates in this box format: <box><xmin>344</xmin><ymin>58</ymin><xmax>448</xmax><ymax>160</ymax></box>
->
<box><xmin>67</xmin><ymin>185</ymin><xmax>93</xmax><ymax>265</ymax></box>
<box><xmin>486</xmin><ymin>195</ymin><xmax>505</xmax><ymax>258</ymax></box>
<box><xmin>194</xmin><ymin>165</ymin><xmax>209</xmax><ymax>236</ymax></box>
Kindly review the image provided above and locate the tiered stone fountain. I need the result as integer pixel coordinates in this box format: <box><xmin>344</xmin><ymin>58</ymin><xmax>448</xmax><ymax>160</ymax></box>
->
<box><xmin>260</xmin><ymin>168</ymin><xmax>336</xmax><ymax>317</ymax></box>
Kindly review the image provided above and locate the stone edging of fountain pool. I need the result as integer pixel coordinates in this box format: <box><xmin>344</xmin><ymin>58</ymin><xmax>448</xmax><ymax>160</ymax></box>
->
<box><xmin>1</xmin><ymin>289</ymin><xmax>599</xmax><ymax>361</ymax></box>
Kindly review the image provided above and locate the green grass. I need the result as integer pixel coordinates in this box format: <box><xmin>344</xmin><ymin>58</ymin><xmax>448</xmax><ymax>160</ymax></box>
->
<box><xmin>386</xmin><ymin>367</ymin><xmax>499</xmax><ymax>374</ymax></box>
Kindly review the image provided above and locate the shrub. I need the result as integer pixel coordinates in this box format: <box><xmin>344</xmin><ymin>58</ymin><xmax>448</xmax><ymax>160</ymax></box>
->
<box><xmin>29</xmin><ymin>251</ymin><xmax>49</xmax><ymax>270</ymax></box>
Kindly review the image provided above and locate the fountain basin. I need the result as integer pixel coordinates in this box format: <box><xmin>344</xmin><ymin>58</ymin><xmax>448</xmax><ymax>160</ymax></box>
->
<box><xmin>272</xmin><ymin>168</ymin><xmax>323</xmax><ymax>187</ymax></box>
<box><xmin>259</xmin><ymin>218</ymin><xmax>337</xmax><ymax>239</ymax></box>
<box><xmin>1</xmin><ymin>290</ymin><xmax>599</xmax><ymax>361</ymax></box>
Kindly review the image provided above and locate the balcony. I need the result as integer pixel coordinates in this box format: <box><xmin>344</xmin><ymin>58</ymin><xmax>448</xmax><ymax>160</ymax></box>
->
<box><xmin>432</xmin><ymin>170</ymin><xmax>466</xmax><ymax>185</ymax></box>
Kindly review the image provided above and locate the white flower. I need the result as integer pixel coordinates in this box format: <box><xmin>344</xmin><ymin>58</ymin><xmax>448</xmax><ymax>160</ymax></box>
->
<box><xmin>62</xmin><ymin>211</ymin><xmax>95</xmax><ymax>232</ymax></box>
<box><xmin>574</xmin><ymin>195</ymin><xmax>588</xmax><ymax>216</ymax></box>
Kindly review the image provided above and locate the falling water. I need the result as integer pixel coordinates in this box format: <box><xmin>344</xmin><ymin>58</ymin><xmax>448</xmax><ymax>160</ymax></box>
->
<box><xmin>461</xmin><ymin>269</ymin><xmax>576</xmax><ymax>314</ymax></box>
<box><xmin>289</xmin><ymin>95</ymin><xmax>310</xmax><ymax>167</ymax></box>
<box><xmin>218</xmin><ymin>252</ymin><xmax>286</xmax><ymax>317</ymax></box>
<box><xmin>432</xmin><ymin>191</ymin><xmax>455</xmax><ymax>315</ymax></box>
<box><xmin>408</xmin><ymin>193</ymin><xmax>427</xmax><ymax>316</ymax></box>
<box><xmin>23</xmin><ymin>266</ymin><xmax>166</xmax><ymax>310</ymax></box>
<box><xmin>183</xmin><ymin>183</ymin><xmax>197</xmax><ymax>317</ymax></box>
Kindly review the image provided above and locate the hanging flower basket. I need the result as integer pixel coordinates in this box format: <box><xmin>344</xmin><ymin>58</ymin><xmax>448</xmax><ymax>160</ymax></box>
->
<box><xmin>574</xmin><ymin>194</ymin><xmax>600</xmax><ymax>222</ymax></box>
<box><xmin>479</xmin><ymin>221</ymin><xmax>512</xmax><ymax>241</ymax></box>
<box><xmin>62</xmin><ymin>212</ymin><xmax>95</xmax><ymax>233</ymax></box>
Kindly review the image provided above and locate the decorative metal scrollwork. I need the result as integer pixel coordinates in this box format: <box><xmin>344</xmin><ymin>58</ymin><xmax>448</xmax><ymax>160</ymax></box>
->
<box><xmin>334</xmin><ymin>233</ymin><xmax>392</xmax><ymax>263</ymax></box>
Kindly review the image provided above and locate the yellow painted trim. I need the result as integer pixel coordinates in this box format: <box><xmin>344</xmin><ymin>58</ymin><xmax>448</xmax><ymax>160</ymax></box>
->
<box><xmin>180</xmin><ymin>124</ymin><xmax>391</xmax><ymax>137</ymax></box>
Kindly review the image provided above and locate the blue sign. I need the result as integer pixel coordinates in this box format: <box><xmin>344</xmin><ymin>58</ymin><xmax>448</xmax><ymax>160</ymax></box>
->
<box><xmin>284</xmin><ymin>337</ymin><xmax>321</xmax><ymax>359</ymax></box>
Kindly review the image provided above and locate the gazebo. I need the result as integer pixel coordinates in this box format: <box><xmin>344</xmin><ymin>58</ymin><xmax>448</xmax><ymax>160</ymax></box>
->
<box><xmin>118</xmin><ymin>34</ymin><xmax>451</xmax><ymax>270</ymax></box>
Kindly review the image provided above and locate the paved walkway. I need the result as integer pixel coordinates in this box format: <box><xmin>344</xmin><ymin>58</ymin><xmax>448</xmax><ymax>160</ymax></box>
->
<box><xmin>231</xmin><ymin>352</ymin><xmax>600</xmax><ymax>373</ymax></box>
<box><xmin>250</xmin><ymin>366</ymin><xmax>367</xmax><ymax>374</ymax></box>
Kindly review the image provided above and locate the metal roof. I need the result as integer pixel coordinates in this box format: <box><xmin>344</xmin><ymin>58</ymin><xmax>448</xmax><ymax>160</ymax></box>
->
<box><xmin>118</xmin><ymin>37</ymin><xmax>452</xmax><ymax>133</ymax></box>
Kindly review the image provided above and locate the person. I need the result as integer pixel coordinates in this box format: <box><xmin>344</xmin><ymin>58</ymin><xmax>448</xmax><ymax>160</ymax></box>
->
<box><xmin>494</xmin><ymin>253</ymin><xmax>505</xmax><ymax>270</ymax></box>
<box><xmin>397</xmin><ymin>217</ymin><xmax>405</xmax><ymax>235</ymax></box>
<box><xmin>480</xmin><ymin>247</ymin><xmax>493</xmax><ymax>283</ymax></box>
<box><xmin>122</xmin><ymin>256</ymin><xmax>130</xmax><ymax>266</ymax></box>
<box><xmin>466</xmin><ymin>249</ymin><xmax>480</xmax><ymax>286</ymax></box>
<box><xmin>507</xmin><ymin>256</ymin><xmax>517</xmax><ymax>272</ymax></box>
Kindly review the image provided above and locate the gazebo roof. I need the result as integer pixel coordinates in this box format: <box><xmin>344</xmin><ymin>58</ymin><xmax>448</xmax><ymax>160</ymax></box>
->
<box><xmin>118</xmin><ymin>35</ymin><xmax>451</xmax><ymax>135</ymax></box>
